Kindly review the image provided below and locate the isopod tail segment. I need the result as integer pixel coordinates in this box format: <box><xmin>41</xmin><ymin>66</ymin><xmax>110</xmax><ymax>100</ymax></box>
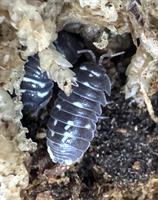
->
<box><xmin>46</xmin><ymin>50</ymin><xmax>117</xmax><ymax>165</ymax></box>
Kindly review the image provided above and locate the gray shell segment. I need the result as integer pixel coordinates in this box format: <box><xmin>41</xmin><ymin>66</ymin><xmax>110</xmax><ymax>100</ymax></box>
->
<box><xmin>48</xmin><ymin>132</ymin><xmax>90</xmax><ymax>151</ymax></box>
<box><xmin>54</xmin><ymin>31</ymin><xmax>84</xmax><ymax>65</ymax></box>
<box><xmin>21</xmin><ymin>54</ymin><xmax>54</xmax><ymax>116</ymax></box>
<box><xmin>47</xmin><ymin>119</ymin><xmax>94</xmax><ymax>140</ymax></box>
<box><xmin>58</xmin><ymin>91</ymin><xmax>102</xmax><ymax>115</ymax></box>
<box><xmin>47</xmin><ymin>63</ymin><xmax>111</xmax><ymax>165</ymax></box>
<box><xmin>47</xmin><ymin>137</ymin><xmax>84</xmax><ymax>165</ymax></box>
<box><xmin>72</xmin><ymin>82</ymin><xmax>107</xmax><ymax>106</ymax></box>
<box><xmin>53</xmin><ymin>98</ymin><xmax>98</xmax><ymax>122</ymax></box>
<box><xmin>75</xmin><ymin>63</ymin><xmax>111</xmax><ymax>95</ymax></box>
<box><xmin>49</xmin><ymin>110</ymin><xmax>96</xmax><ymax>130</ymax></box>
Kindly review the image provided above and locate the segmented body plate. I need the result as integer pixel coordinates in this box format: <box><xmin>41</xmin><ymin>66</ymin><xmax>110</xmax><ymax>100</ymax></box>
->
<box><xmin>21</xmin><ymin>54</ymin><xmax>54</xmax><ymax>116</ymax></box>
<box><xmin>54</xmin><ymin>31</ymin><xmax>84</xmax><ymax>64</ymax></box>
<box><xmin>47</xmin><ymin>63</ymin><xmax>111</xmax><ymax>165</ymax></box>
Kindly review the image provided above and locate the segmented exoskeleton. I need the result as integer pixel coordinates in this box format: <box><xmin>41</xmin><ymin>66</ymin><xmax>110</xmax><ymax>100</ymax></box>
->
<box><xmin>21</xmin><ymin>31</ymin><xmax>84</xmax><ymax>117</ymax></box>
<box><xmin>54</xmin><ymin>31</ymin><xmax>84</xmax><ymax>64</ymax></box>
<box><xmin>20</xmin><ymin>54</ymin><xmax>54</xmax><ymax>117</ymax></box>
<box><xmin>47</xmin><ymin>50</ymin><xmax>111</xmax><ymax>165</ymax></box>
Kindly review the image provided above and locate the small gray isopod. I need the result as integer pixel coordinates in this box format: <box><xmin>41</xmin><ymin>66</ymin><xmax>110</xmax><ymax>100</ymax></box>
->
<box><xmin>47</xmin><ymin>50</ymin><xmax>112</xmax><ymax>165</ymax></box>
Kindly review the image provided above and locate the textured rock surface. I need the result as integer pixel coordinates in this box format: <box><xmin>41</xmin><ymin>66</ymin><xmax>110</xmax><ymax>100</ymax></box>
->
<box><xmin>0</xmin><ymin>89</ymin><xmax>36</xmax><ymax>200</ymax></box>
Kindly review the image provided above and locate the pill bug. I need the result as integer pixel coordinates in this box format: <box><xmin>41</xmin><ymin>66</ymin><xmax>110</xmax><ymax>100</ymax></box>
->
<box><xmin>47</xmin><ymin>50</ymin><xmax>111</xmax><ymax>165</ymax></box>
<box><xmin>20</xmin><ymin>54</ymin><xmax>54</xmax><ymax>117</ymax></box>
<box><xmin>53</xmin><ymin>31</ymin><xmax>85</xmax><ymax>64</ymax></box>
<box><xmin>20</xmin><ymin>31</ymin><xmax>84</xmax><ymax>117</ymax></box>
